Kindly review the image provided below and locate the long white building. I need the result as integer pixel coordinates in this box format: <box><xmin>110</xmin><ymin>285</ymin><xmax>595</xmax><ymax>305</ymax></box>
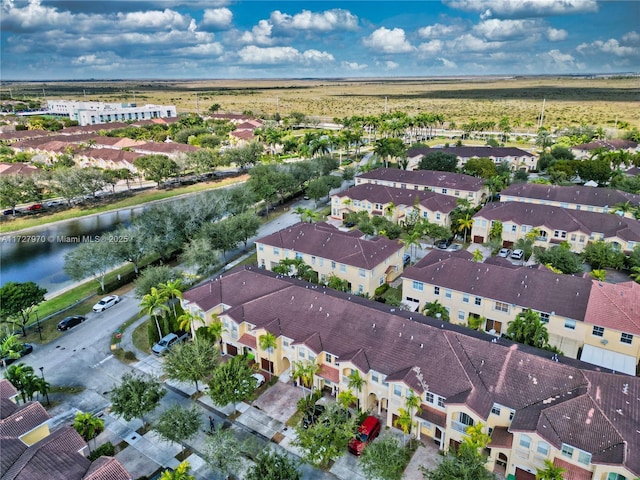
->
<box><xmin>46</xmin><ymin>100</ymin><xmax>177</xmax><ymax>126</ymax></box>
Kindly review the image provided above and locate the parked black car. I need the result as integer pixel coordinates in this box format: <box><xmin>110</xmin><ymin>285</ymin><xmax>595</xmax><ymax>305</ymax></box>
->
<box><xmin>0</xmin><ymin>343</ymin><xmax>33</xmax><ymax>366</ymax></box>
<box><xmin>435</xmin><ymin>237</ymin><xmax>453</xmax><ymax>249</ymax></box>
<box><xmin>302</xmin><ymin>404</ymin><xmax>326</xmax><ymax>429</ymax></box>
<box><xmin>57</xmin><ymin>315</ymin><xmax>86</xmax><ymax>331</ymax></box>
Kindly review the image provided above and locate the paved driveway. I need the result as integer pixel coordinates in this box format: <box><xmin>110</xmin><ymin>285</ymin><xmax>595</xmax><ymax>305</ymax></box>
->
<box><xmin>252</xmin><ymin>381</ymin><xmax>305</xmax><ymax>424</ymax></box>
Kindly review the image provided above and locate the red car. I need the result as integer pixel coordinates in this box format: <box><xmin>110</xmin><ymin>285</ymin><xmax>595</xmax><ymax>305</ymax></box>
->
<box><xmin>348</xmin><ymin>416</ymin><xmax>381</xmax><ymax>455</ymax></box>
<box><xmin>26</xmin><ymin>203</ymin><xmax>43</xmax><ymax>211</ymax></box>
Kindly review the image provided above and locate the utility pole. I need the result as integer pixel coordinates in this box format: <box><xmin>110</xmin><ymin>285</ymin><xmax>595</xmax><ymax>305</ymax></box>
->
<box><xmin>538</xmin><ymin>98</ymin><xmax>546</xmax><ymax>129</ymax></box>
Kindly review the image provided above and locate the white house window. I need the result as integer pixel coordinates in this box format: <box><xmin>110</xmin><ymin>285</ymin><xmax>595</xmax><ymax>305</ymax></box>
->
<box><xmin>425</xmin><ymin>392</ymin><xmax>434</xmax><ymax>403</ymax></box>
<box><xmin>258</xmin><ymin>244</ymin><xmax>264</xmax><ymax>251</ymax></box>
<box><xmin>412</xmin><ymin>281</ymin><xmax>424</xmax><ymax>291</ymax></box>
<box><xmin>358</xmin><ymin>285</ymin><xmax>364</xmax><ymax>293</ymax></box>
<box><xmin>564</xmin><ymin>319</ymin><xmax>576</xmax><ymax>330</ymax></box>
<box><xmin>273</xmin><ymin>247</ymin><xmax>280</xmax><ymax>254</ymax></box>
<box><xmin>340</xmin><ymin>263</ymin><xmax>347</xmax><ymax>273</ymax></box>
<box><xmin>311</xmin><ymin>256</ymin><xmax>316</xmax><ymax>265</ymax></box>
<box><xmin>561</xmin><ymin>444</ymin><xmax>574</xmax><ymax>458</ymax></box>
<box><xmin>475</xmin><ymin>297</ymin><xmax>482</xmax><ymax>306</ymax></box>
<box><xmin>437</xmin><ymin>397</ymin><xmax>445</xmax><ymax>408</ymax></box>
<box><xmin>445</xmin><ymin>289</ymin><xmax>452</xmax><ymax>299</ymax></box>
<box><xmin>621</xmin><ymin>333</ymin><xmax>633</xmax><ymax>344</ymax></box>
<box><xmin>458</xmin><ymin>311</ymin><xmax>465</xmax><ymax>321</ymax></box>
<box><xmin>393</xmin><ymin>385</ymin><xmax>402</xmax><ymax>396</ymax></box>
<box><xmin>463</xmin><ymin>294</ymin><xmax>469</xmax><ymax>303</ymax></box>
<box><xmin>519</xmin><ymin>435</ymin><xmax>531</xmax><ymax>449</ymax></box>
<box><xmin>491</xmin><ymin>405</ymin><xmax>501</xmax><ymax>416</ymax></box>
<box><xmin>434</xmin><ymin>286</ymin><xmax>440</xmax><ymax>295</ymax></box>
<box><xmin>436</xmin><ymin>213</ymin><xmax>441</xmax><ymax>221</ymax></box>
<box><xmin>495</xmin><ymin>301</ymin><xmax>509</xmax><ymax>313</ymax></box>
<box><xmin>359</xmin><ymin>268</ymin><xmax>366</xmax><ymax>278</ymax></box>
<box><xmin>331</xmin><ymin>261</ymin><xmax>336</xmax><ymax>269</ymax></box>
<box><xmin>371</xmin><ymin>372</ymin><xmax>379</xmax><ymax>383</ymax></box>
<box><xmin>299</xmin><ymin>348</ymin><xmax>306</xmax><ymax>359</ymax></box>
<box><xmin>539</xmin><ymin>312</ymin><xmax>550</xmax><ymax>323</ymax></box>
<box><xmin>578</xmin><ymin>450</ymin><xmax>592</xmax><ymax>465</ymax></box>
<box><xmin>325</xmin><ymin>353</ymin><xmax>332</xmax><ymax>363</ymax></box>
<box><xmin>537</xmin><ymin>441</ymin><xmax>549</xmax><ymax>456</ymax></box>
<box><xmin>592</xmin><ymin>326</ymin><xmax>604</xmax><ymax>337</ymax></box>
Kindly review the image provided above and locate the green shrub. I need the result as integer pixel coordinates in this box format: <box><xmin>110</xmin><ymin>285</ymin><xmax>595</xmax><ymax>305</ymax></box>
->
<box><xmin>374</xmin><ymin>284</ymin><xmax>389</xmax><ymax>296</ymax></box>
<box><xmin>98</xmin><ymin>270</ymin><xmax>137</xmax><ymax>295</ymax></box>
<box><xmin>147</xmin><ymin>322</ymin><xmax>160</xmax><ymax>346</ymax></box>
<box><xmin>88</xmin><ymin>441</ymin><xmax>115</xmax><ymax>461</ymax></box>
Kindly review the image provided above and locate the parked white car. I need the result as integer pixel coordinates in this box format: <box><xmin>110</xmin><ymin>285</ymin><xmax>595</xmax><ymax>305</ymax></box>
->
<box><xmin>92</xmin><ymin>295</ymin><xmax>121</xmax><ymax>312</ymax></box>
<box><xmin>511</xmin><ymin>249</ymin><xmax>525</xmax><ymax>260</ymax></box>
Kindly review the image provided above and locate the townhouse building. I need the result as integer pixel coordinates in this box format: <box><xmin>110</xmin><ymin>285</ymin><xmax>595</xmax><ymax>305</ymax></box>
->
<box><xmin>500</xmin><ymin>183</ymin><xmax>640</xmax><ymax>219</ymax></box>
<box><xmin>47</xmin><ymin>100</ymin><xmax>177</xmax><ymax>126</ymax></box>
<box><xmin>330</xmin><ymin>183</ymin><xmax>458</xmax><ymax>227</ymax></box>
<box><xmin>181</xmin><ymin>266</ymin><xmax>640</xmax><ymax>480</ymax></box>
<box><xmin>407</xmin><ymin>146</ymin><xmax>538</xmax><ymax>171</ymax></box>
<box><xmin>471</xmin><ymin>202</ymin><xmax>640</xmax><ymax>253</ymax></box>
<box><xmin>570</xmin><ymin>139</ymin><xmax>638</xmax><ymax>159</ymax></box>
<box><xmin>355</xmin><ymin>168</ymin><xmax>488</xmax><ymax>206</ymax></box>
<box><xmin>255</xmin><ymin>222</ymin><xmax>405</xmax><ymax>296</ymax></box>
<box><xmin>0</xmin><ymin>379</ymin><xmax>131</xmax><ymax>480</ymax></box>
<box><xmin>401</xmin><ymin>253</ymin><xmax>640</xmax><ymax>375</ymax></box>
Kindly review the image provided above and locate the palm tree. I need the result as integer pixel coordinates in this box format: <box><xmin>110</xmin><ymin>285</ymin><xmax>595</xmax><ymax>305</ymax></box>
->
<box><xmin>4</xmin><ymin>363</ymin><xmax>36</xmax><ymax>403</ymax></box>
<box><xmin>405</xmin><ymin>391</ymin><xmax>422</xmax><ymax>441</ymax></box>
<box><xmin>631</xmin><ymin>266</ymin><xmax>640</xmax><ymax>283</ymax></box>
<box><xmin>384</xmin><ymin>202</ymin><xmax>396</xmax><ymax>220</ymax></box>
<box><xmin>258</xmin><ymin>331</ymin><xmax>277</xmax><ymax>375</ymax></box>
<box><xmin>160</xmin><ymin>461</ymin><xmax>196</xmax><ymax>480</ymax></box>
<box><xmin>73</xmin><ymin>412</ymin><xmax>105</xmax><ymax>451</ymax></box>
<box><xmin>337</xmin><ymin>389</ymin><xmax>358</xmax><ymax>410</ymax></box>
<box><xmin>457</xmin><ymin>214</ymin><xmax>474</xmax><ymax>243</ymax></box>
<box><xmin>140</xmin><ymin>287</ymin><xmax>170</xmax><ymax>340</ymax></box>
<box><xmin>401</xmin><ymin>230</ymin><xmax>422</xmax><ymax>261</ymax></box>
<box><xmin>535</xmin><ymin>459</ymin><xmax>566</xmax><ymax>480</ymax></box>
<box><xmin>159</xmin><ymin>279</ymin><xmax>184</xmax><ymax>317</ymax></box>
<box><xmin>178</xmin><ymin>310</ymin><xmax>204</xmax><ymax>335</ymax></box>
<box><xmin>423</xmin><ymin>300</ymin><xmax>450</xmax><ymax>322</ymax></box>
<box><xmin>506</xmin><ymin>309</ymin><xmax>549</xmax><ymax>349</ymax></box>
<box><xmin>472</xmin><ymin>249</ymin><xmax>484</xmax><ymax>262</ymax></box>
<box><xmin>394</xmin><ymin>408</ymin><xmax>412</xmax><ymax>446</ymax></box>
<box><xmin>291</xmin><ymin>360</ymin><xmax>319</xmax><ymax>397</ymax></box>
<box><xmin>1</xmin><ymin>334</ymin><xmax>22</xmax><ymax>369</ymax></box>
<box><xmin>347</xmin><ymin>370</ymin><xmax>365</xmax><ymax>411</ymax></box>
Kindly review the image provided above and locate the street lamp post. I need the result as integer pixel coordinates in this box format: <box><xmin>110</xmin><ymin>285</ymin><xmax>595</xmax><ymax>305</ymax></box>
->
<box><xmin>39</xmin><ymin>367</ymin><xmax>50</xmax><ymax>406</ymax></box>
<box><xmin>35</xmin><ymin>310</ymin><xmax>42</xmax><ymax>341</ymax></box>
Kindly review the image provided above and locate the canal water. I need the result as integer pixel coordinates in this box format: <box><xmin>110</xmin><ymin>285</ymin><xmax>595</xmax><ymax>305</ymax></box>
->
<box><xmin>0</xmin><ymin>207</ymin><xmax>144</xmax><ymax>294</ymax></box>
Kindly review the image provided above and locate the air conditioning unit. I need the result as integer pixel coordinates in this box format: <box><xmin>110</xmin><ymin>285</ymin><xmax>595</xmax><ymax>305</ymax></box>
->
<box><xmin>601</xmin><ymin>339</ymin><xmax>609</xmax><ymax>345</ymax></box>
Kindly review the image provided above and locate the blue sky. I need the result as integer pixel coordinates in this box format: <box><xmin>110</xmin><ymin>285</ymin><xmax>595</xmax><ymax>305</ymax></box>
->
<box><xmin>1</xmin><ymin>0</ymin><xmax>638</xmax><ymax>80</ymax></box>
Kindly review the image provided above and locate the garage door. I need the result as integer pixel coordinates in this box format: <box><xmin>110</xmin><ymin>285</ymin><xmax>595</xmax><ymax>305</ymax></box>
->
<box><xmin>515</xmin><ymin>467</ymin><xmax>536</xmax><ymax>480</ymax></box>
<box><xmin>226</xmin><ymin>344</ymin><xmax>238</xmax><ymax>356</ymax></box>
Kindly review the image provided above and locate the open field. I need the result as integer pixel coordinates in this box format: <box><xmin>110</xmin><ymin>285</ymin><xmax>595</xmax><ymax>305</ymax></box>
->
<box><xmin>4</xmin><ymin>76</ymin><xmax>639</xmax><ymax>130</ymax></box>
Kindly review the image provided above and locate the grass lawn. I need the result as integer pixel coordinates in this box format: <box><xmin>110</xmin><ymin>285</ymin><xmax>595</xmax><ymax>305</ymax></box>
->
<box><xmin>132</xmin><ymin>319</ymin><xmax>152</xmax><ymax>354</ymax></box>
<box><xmin>1</xmin><ymin>175</ymin><xmax>247</xmax><ymax>234</ymax></box>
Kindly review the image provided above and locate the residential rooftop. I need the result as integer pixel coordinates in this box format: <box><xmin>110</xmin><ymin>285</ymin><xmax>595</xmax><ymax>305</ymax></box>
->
<box><xmin>356</xmin><ymin>167</ymin><xmax>486</xmax><ymax>192</ymax></box>
<box><xmin>500</xmin><ymin>183</ymin><xmax>640</xmax><ymax>209</ymax></box>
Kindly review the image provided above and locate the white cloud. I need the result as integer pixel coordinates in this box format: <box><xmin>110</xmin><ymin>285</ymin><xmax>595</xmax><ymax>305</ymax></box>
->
<box><xmin>116</xmin><ymin>9</ymin><xmax>191</xmax><ymax>30</ymax></box>
<box><xmin>437</xmin><ymin>57</ymin><xmax>457</xmax><ymax>68</ymax></box>
<box><xmin>237</xmin><ymin>45</ymin><xmax>334</xmax><ymax>65</ymax></box>
<box><xmin>546</xmin><ymin>49</ymin><xmax>575</xmax><ymax>63</ymax></box>
<box><xmin>577</xmin><ymin>38</ymin><xmax>638</xmax><ymax>57</ymax></box>
<box><xmin>445</xmin><ymin>0</ymin><xmax>598</xmax><ymax>18</ymax></box>
<box><xmin>448</xmin><ymin>34</ymin><xmax>504</xmax><ymax>52</ymax></box>
<box><xmin>174</xmin><ymin>42</ymin><xmax>224</xmax><ymax>56</ymax></box>
<box><xmin>418</xmin><ymin>39</ymin><xmax>444</xmax><ymax>56</ymax></box>
<box><xmin>473</xmin><ymin>18</ymin><xmax>557</xmax><ymax>41</ymax></box>
<box><xmin>72</xmin><ymin>52</ymin><xmax>117</xmax><ymax>66</ymax></box>
<box><xmin>2</xmin><ymin>0</ymin><xmax>83</xmax><ymax>32</ymax></box>
<box><xmin>546</xmin><ymin>27</ymin><xmax>568</xmax><ymax>41</ymax></box>
<box><xmin>363</xmin><ymin>27</ymin><xmax>414</xmax><ymax>53</ymax></box>
<box><xmin>342</xmin><ymin>61</ymin><xmax>368</xmax><ymax>70</ymax></box>
<box><xmin>270</xmin><ymin>9</ymin><xmax>358</xmax><ymax>32</ymax></box>
<box><xmin>202</xmin><ymin>8</ymin><xmax>233</xmax><ymax>29</ymax></box>
<box><xmin>417</xmin><ymin>23</ymin><xmax>461</xmax><ymax>38</ymax></box>
<box><xmin>239</xmin><ymin>20</ymin><xmax>273</xmax><ymax>45</ymax></box>
<box><xmin>622</xmin><ymin>31</ymin><xmax>640</xmax><ymax>44</ymax></box>
<box><xmin>385</xmin><ymin>61</ymin><xmax>399</xmax><ymax>69</ymax></box>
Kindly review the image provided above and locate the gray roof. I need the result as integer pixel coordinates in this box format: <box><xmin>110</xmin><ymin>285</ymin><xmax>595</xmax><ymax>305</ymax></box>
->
<box><xmin>407</xmin><ymin>146</ymin><xmax>535</xmax><ymax>159</ymax></box>
<box><xmin>182</xmin><ymin>266</ymin><xmax>639</xmax><ymax>474</ymax></box>
<box><xmin>357</xmin><ymin>168</ymin><xmax>486</xmax><ymax>192</ymax></box>
<box><xmin>404</xmin><ymin>256</ymin><xmax>592</xmax><ymax>320</ymax></box>
<box><xmin>255</xmin><ymin>222</ymin><xmax>403</xmax><ymax>270</ymax></box>
<box><xmin>474</xmin><ymin>202</ymin><xmax>640</xmax><ymax>244</ymax></box>
<box><xmin>335</xmin><ymin>183</ymin><xmax>458</xmax><ymax>214</ymax></box>
<box><xmin>500</xmin><ymin>183</ymin><xmax>640</xmax><ymax>209</ymax></box>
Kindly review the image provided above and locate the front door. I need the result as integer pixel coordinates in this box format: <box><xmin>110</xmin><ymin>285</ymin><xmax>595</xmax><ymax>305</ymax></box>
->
<box><xmin>226</xmin><ymin>344</ymin><xmax>238</xmax><ymax>356</ymax></box>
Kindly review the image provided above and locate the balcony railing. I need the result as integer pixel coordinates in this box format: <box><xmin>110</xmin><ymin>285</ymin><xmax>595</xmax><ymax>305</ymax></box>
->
<box><xmin>452</xmin><ymin>421</ymin><xmax>471</xmax><ymax>434</ymax></box>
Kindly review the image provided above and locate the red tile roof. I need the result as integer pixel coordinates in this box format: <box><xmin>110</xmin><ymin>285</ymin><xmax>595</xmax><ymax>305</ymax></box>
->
<box><xmin>133</xmin><ymin>142</ymin><xmax>199</xmax><ymax>155</ymax></box>
<box><xmin>0</xmin><ymin>402</ymin><xmax>49</xmax><ymax>438</ymax></box>
<box><xmin>83</xmin><ymin>456</ymin><xmax>132</xmax><ymax>480</ymax></box>
<box><xmin>318</xmin><ymin>364</ymin><xmax>339</xmax><ymax>383</ymax></box>
<box><xmin>238</xmin><ymin>333</ymin><xmax>257</xmax><ymax>349</ymax></box>
<box><xmin>357</xmin><ymin>167</ymin><xmax>486</xmax><ymax>192</ymax></box>
<box><xmin>0</xmin><ymin>162</ymin><xmax>41</xmax><ymax>176</ymax></box>
<box><xmin>489</xmin><ymin>426</ymin><xmax>513</xmax><ymax>448</ymax></box>
<box><xmin>256</xmin><ymin>222</ymin><xmax>403</xmax><ymax>270</ymax></box>
<box><xmin>501</xmin><ymin>183</ymin><xmax>640</xmax><ymax>209</ymax></box>
<box><xmin>553</xmin><ymin>457</ymin><xmax>593</xmax><ymax>480</ymax></box>
<box><xmin>408</xmin><ymin>146</ymin><xmax>535</xmax><ymax>159</ymax></box>
<box><xmin>335</xmin><ymin>183</ymin><xmax>458</xmax><ymax>214</ymax></box>
<box><xmin>417</xmin><ymin>404</ymin><xmax>447</xmax><ymax>427</ymax></box>
<box><xmin>583</xmin><ymin>280</ymin><xmax>640</xmax><ymax>335</ymax></box>
<box><xmin>0</xmin><ymin>379</ymin><xmax>19</xmax><ymax>400</ymax></box>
